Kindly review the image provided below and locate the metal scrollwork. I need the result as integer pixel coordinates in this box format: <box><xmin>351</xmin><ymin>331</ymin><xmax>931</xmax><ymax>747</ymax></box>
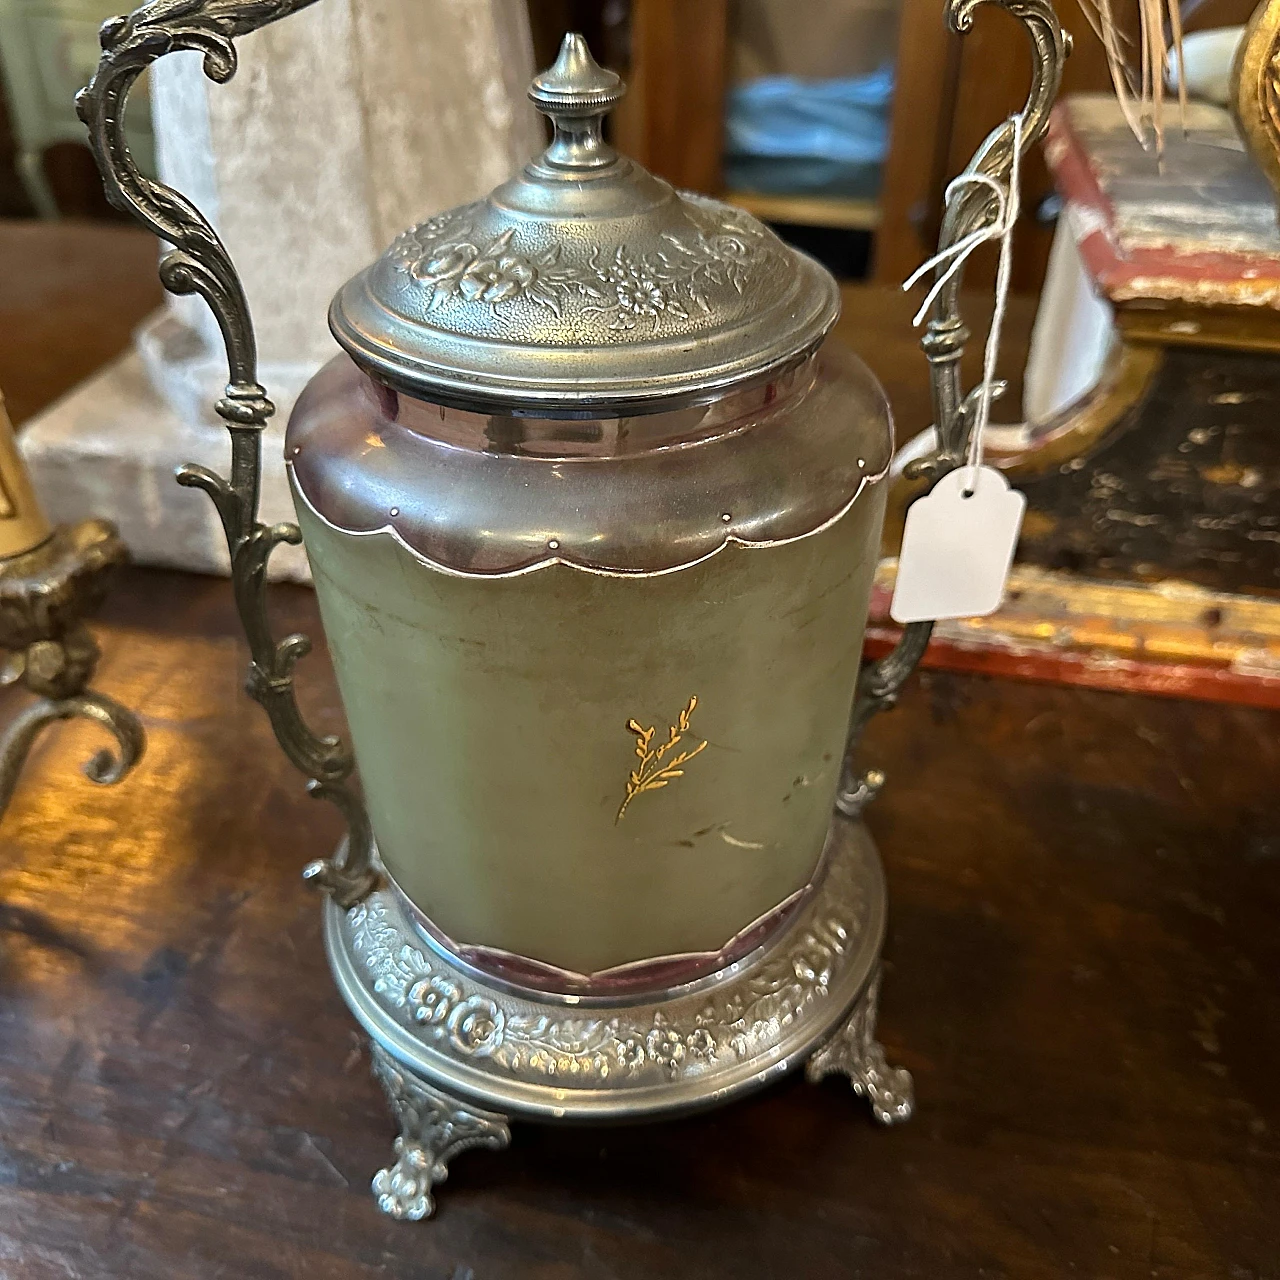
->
<box><xmin>926</xmin><ymin>0</ymin><xmax>1068</xmax><ymax>467</ymax></box>
<box><xmin>805</xmin><ymin>968</ymin><xmax>914</xmax><ymax>1124</ymax></box>
<box><xmin>345</xmin><ymin>830</ymin><xmax>872</xmax><ymax>1090</ymax></box>
<box><xmin>0</xmin><ymin>693</ymin><xmax>144</xmax><ymax>818</ymax></box>
<box><xmin>0</xmin><ymin>519</ymin><xmax>144</xmax><ymax>822</ymax></box>
<box><xmin>76</xmin><ymin>0</ymin><xmax>376</xmax><ymax>908</ymax></box>
<box><xmin>839</xmin><ymin>0</ymin><xmax>1068</xmax><ymax>815</ymax></box>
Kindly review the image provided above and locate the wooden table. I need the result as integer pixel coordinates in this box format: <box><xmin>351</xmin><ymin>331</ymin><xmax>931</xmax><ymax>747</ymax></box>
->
<box><xmin>0</xmin><ymin>220</ymin><xmax>1275</xmax><ymax>1279</ymax></box>
<box><xmin>0</xmin><ymin>569</ymin><xmax>1277</xmax><ymax>1279</ymax></box>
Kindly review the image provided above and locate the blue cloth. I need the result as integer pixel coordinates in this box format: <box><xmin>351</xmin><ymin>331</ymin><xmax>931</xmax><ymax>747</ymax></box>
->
<box><xmin>723</xmin><ymin>68</ymin><xmax>893</xmax><ymax>196</ymax></box>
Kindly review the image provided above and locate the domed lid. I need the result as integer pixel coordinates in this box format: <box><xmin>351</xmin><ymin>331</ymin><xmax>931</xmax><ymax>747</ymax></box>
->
<box><xmin>329</xmin><ymin>34</ymin><xmax>840</xmax><ymax>416</ymax></box>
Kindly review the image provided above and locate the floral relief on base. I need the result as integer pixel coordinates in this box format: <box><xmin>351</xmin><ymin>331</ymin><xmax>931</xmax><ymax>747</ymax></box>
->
<box><xmin>346</xmin><ymin>843</ymin><xmax>867</xmax><ymax>1088</ymax></box>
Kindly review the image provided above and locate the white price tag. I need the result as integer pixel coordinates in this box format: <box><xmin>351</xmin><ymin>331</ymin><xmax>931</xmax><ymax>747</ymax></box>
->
<box><xmin>890</xmin><ymin>465</ymin><xmax>1026</xmax><ymax>624</ymax></box>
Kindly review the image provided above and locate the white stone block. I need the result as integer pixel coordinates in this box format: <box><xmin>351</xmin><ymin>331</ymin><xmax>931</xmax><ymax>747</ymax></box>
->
<box><xmin>20</xmin><ymin>350</ymin><xmax>310</xmax><ymax>582</ymax></box>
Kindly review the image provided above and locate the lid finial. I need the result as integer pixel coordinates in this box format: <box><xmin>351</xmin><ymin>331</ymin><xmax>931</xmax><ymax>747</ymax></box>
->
<box><xmin>528</xmin><ymin>33</ymin><xmax>625</xmax><ymax>171</ymax></box>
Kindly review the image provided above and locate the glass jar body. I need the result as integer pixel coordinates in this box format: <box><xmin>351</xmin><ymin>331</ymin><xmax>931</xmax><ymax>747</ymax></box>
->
<box><xmin>287</xmin><ymin>342</ymin><xmax>891</xmax><ymax>982</ymax></box>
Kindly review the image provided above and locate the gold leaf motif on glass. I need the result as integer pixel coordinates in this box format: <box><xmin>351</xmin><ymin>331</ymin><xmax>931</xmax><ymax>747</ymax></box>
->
<box><xmin>616</xmin><ymin>695</ymin><xmax>707</xmax><ymax>823</ymax></box>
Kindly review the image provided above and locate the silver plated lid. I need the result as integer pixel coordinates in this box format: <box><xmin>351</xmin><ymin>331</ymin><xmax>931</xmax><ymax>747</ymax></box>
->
<box><xmin>329</xmin><ymin>34</ymin><xmax>841</xmax><ymax>416</ymax></box>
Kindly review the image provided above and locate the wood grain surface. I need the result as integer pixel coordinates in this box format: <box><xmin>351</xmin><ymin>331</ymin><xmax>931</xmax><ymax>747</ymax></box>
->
<box><xmin>0</xmin><ymin>566</ymin><xmax>1276</xmax><ymax>1280</ymax></box>
<box><xmin>1</xmin><ymin>218</ymin><xmax>1275</xmax><ymax>1280</ymax></box>
<box><xmin>0</xmin><ymin>220</ymin><xmax>162</xmax><ymax>428</ymax></box>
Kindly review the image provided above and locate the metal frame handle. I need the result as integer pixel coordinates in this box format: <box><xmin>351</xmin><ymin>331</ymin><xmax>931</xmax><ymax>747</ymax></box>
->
<box><xmin>0</xmin><ymin>520</ymin><xmax>145</xmax><ymax>823</ymax></box>
<box><xmin>838</xmin><ymin>0</ymin><xmax>1068</xmax><ymax>816</ymax></box>
<box><xmin>76</xmin><ymin>0</ymin><xmax>1065</xmax><ymax>845</ymax></box>
<box><xmin>76</xmin><ymin>0</ymin><xmax>375</xmax><ymax>907</ymax></box>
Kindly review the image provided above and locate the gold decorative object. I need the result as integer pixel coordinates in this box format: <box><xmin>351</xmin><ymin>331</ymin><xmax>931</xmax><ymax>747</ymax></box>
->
<box><xmin>616</xmin><ymin>695</ymin><xmax>707</xmax><ymax>822</ymax></box>
<box><xmin>1232</xmin><ymin>0</ymin><xmax>1280</xmax><ymax>209</ymax></box>
<box><xmin>0</xmin><ymin>521</ymin><xmax>145</xmax><ymax>816</ymax></box>
<box><xmin>0</xmin><ymin>392</ymin><xmax>50</xmax><ymax>559</ymax></box>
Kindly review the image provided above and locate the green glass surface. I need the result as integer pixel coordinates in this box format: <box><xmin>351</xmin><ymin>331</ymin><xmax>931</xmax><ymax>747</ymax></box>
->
<box><xmin>296</xmin><ymin>485</ymin><xmax>886</xmax><ymax>976</ymax></box>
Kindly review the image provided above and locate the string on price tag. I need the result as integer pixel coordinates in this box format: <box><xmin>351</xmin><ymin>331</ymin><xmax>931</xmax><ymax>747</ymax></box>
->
<box><xmin>891</xmin><ymin>113</ymin><xmax>1028</xmax><ymax>626</ymax></box>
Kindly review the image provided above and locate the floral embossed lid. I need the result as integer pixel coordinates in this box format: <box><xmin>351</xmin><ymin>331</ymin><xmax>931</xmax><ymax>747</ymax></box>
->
<box><xmin>329</xmin><ymin>34</ymin><xmax>840</xmax><ymax>416</ymax></box>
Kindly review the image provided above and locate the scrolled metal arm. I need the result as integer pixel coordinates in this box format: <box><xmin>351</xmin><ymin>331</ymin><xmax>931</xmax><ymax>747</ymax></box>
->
<box><xmin>76</xmin><ymin>0</ymin><xmax>376</xmax><ymax>908</ymax></box>
<box><xmin>838</xmin><ymin>0</ymin><xmax>1068</xmax><ymax>816</ymax></box>
<box><xmin>925</xmin><ymin>0</ymin><xmax>1069</xmax><ymax>465</ymax></box>
<box><xmin>0</xmin><ymin>692</ymin><xmax>145</xmax><ymax>819</ymax></box>
<box><xmin>0</xmin><ymin>520</ymin><xmax>145</xmax><ymax>824</ymax></box>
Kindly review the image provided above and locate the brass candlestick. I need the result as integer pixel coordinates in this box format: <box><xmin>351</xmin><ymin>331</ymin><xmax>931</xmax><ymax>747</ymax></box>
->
<box><xmin>0</xmin><ymin>394</ymin><xmax>143</xmax><ymax>819</ymax></box>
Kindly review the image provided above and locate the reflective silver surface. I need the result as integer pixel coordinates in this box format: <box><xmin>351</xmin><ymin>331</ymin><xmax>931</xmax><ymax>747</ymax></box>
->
<box><xmin>287</xmin><ymin>344</ymin><xmax>891</xmax><ymax>577</ymax></box>
<box><xmin>326</xmin><ymin>813</ymin><xmax>893</xmax><ymax>1123</ymax></box>
<box><xmin>75</xmin><ymin>0</ymin><xmax>1068</xmax><ymax>1229</ymax></box>
<box><xmin>330</xmin><ymin>35</ymin><xmax>840</xmax><ymax>415</ymax></box>
<box><xmin>806</xmin><ymin>968</ymin><xmax>915</xmax><ymax>1124</ymax></box>
<box><xmin>369</xmin><ymin>1044</ymin><xmax>511</xmax><ymax>1222</ymax></box>
<box><xmin>363</xmin><ymin>958</ymin><xmax>906</xmax><ymax>1222</ymax></box>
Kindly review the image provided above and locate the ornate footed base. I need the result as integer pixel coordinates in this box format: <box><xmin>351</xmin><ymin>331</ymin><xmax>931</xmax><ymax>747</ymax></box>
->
<box><xmin>369</xmin><ymin>1043</ymin><xmax>511</xmax><ymax>1220</ymax></box>
<box><xmin>805</xmin><ymin>968</ymin><xmax>914</xmax><ymax>1124</ymax></box>
<box><xmin>327</xmin><ymin>815</ymin><xmax>910</xmax><ymax>1220</ymax></box>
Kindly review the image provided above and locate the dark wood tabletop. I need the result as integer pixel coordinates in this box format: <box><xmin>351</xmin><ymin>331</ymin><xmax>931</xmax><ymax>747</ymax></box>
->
<box><xmin>0</xmin><ymin>220</ymin><xmax>1276</xmax><ymax>1279</ymax></box>
<box><xmin>1</xmin><ymin>565</ymin><xmax>1277</xmax><ymax>1280</ymax></box>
